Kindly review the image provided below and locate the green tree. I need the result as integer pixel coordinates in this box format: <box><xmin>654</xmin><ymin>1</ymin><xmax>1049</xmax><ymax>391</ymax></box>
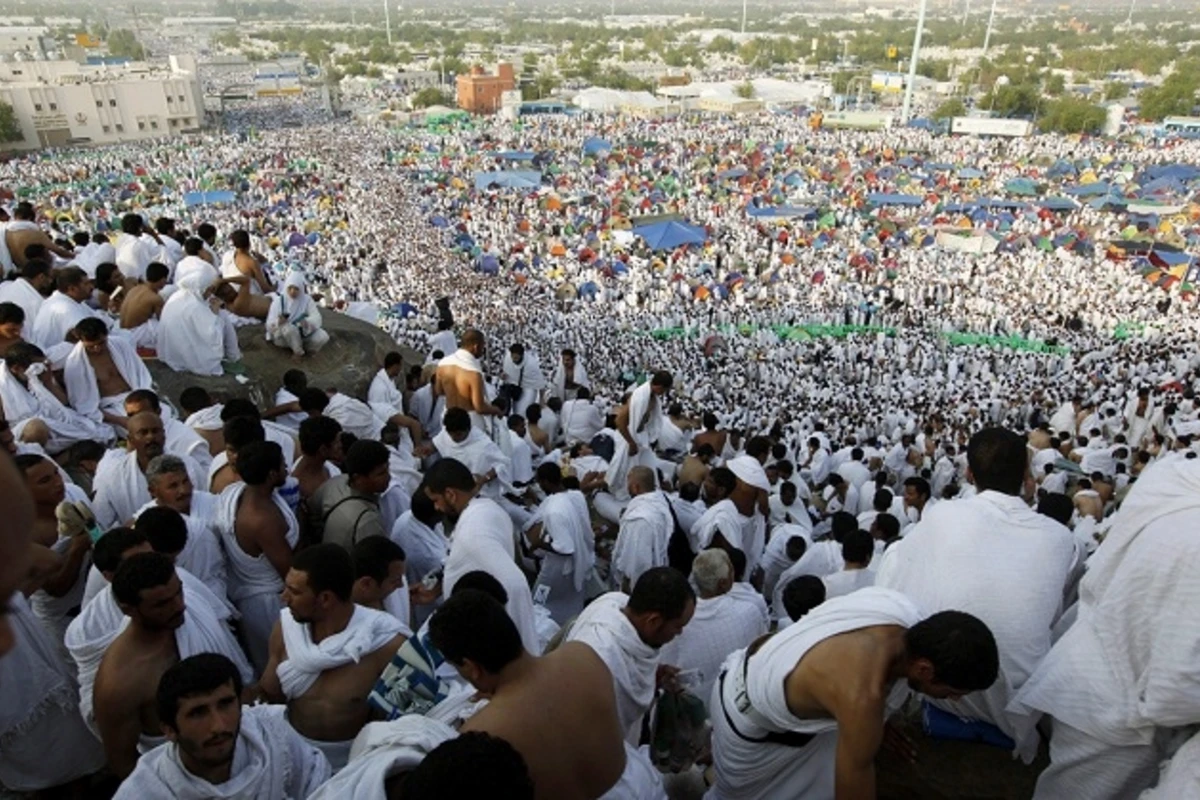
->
<box><xmin>1038</xmin><ymin>97</ymin><xmax>1106</xmax><ymax>134</ymax></box>
<box><xmin>734</xmin><ymin>80</ymin><xmax>755</xmax><ymax>99</ymax></box>
<box><xmin>1139</xmin><ymin>74</ymin><xmax>1199</xmax><ymax>121</ymax></box>
<box><xmin>412</xmin><ymin>87</ymin><xmax>453</xmax><ymax>108</ymax></box>
<box><xmin>0</xmin><ymin>100</ymin><xmax>21</xmax><ymax>143</ymax></box>
<box><xmin>106</xmin><ymin>29</ymin><xmax>145</xmax><ymax>60</ymax></box>
<box><xmin>932</xmin><ymin>98</ymin><xmax>966</xmax><ymax>120</ymax></box>
<box><xmin>1104</xmin><ymin>81</ymin><xmax>1129</xmax><ymax>101</ymax></box>
<box><xmin>980</xmin><ymin>83</ymin><xmax>1042</xmax><ymax>117</ymax></box>
<box><xmin>707</xmin><ymin>35</ymin><xmax>737</xmax><ymax>54</ymax></box>
<box><xmin>1043</xmin><ymin>73</ymin><xmax>1066</xmax><ymax>96</ymax></box>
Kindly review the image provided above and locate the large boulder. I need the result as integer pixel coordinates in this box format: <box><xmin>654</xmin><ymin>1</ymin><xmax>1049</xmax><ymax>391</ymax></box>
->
<box><xmin>148</xmin><ymin>311</ymin><xmax>420</xmax><ymax>411</ymax></box>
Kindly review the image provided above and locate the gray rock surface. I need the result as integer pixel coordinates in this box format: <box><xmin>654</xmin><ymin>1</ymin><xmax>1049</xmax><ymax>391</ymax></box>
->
<box><xmin>148</xmin><ymin>311</ymin><xmax>420</xmax><ymax>411</ymax></box>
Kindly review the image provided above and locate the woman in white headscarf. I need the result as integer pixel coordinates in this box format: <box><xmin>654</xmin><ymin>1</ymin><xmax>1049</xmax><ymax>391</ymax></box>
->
<box><xmin>267</xmin><ymin>272</ymin><xmax>329</xmax><ymax>358</ymax></box>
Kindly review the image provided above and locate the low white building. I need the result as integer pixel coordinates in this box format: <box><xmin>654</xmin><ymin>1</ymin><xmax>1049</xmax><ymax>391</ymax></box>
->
<box><xmin>0</xmin><ymin>26</ymin><xmax>53</xmax><ymax>59</ymax></box>
<box><xmin>0</xmin><ymin>56</ymin><xmax>204</xmax><ymax>149</ymax></box>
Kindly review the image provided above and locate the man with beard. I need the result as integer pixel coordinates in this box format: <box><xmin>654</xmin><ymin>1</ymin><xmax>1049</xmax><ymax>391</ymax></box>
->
<box><xmin>115</xmin><ymin>654</ymin><xmax>330</xmax><ymax>798</ymax></box>
<box><xmin>93</xmin><ymin>553</ymin><xmax>252</xmax><ymax>778</ymax></box>
<box><xmin>422</xmin><ymin>457</ymin><xmax>540</xmax><ymax>654</ymax></box>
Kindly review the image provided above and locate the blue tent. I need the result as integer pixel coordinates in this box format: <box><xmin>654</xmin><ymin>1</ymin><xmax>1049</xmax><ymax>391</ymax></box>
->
<box><xmin>1151</xmin><ymin>249</ymin><xmax>1193</xmax><ymax>267</ymax></box>
<box><xmin>578</xmin><ymin>281</ymin><xmax>599</xmax><ymax>300</ymax></box>
<box><xmin>942</xmin><ymin>202</ymin><xmax>977</xmax><ymax>214</ymax></box>
<box><xmin>1137</xmin><ymin>164</ymin><xmax>1200</xmax><ymax>184</ymax></box>
<box><xmin>907</xmin><ymin>118</ymin><xmax>937</xmax><ymax>131</ymax></box>
<box><xmin>747</xmin><ymin>206</ymin><xmax>819</xmax><ymax>220</ymax></box>
<box><xmin>184</xmin><ymin>190</ymin><xmax>236</xmax><ymax>207</ymax></box>
<box><xmin>866</xmin><ymin>193</ymin><xmax>923</xmax><ymax>207</ymax></box>
<box><xmin>957</xmin><ymin>167</ymin><xmax>986</xmax><ymax>180</ymax></box>
<box><xmin>583</xmin><ymin>137</ymin><xmax>613</xmax><ymax>156</ymax></box>
<box><xmin>390</xmin><ymin>302</ymin><xmax>418</xmax><ymax>317</ymax></box>
<box><xmin>975</xmin><ymin>198</ymin><xmax>1030</xmax><ymax>211</ymax></box>
<box><xmin>718</xmin><ymin>167</ymin><xmax>749</xmax><ymax>180</ymax></box>
<box><xmin>1089</xmin><ymin>195</ymin><xmax>1128</xmax><ymax>210</ymax></box>
<box><xmin>477</xmin><ymin>255</ymin><xmax>500</xmax><ymax>275</ymax></box>
<box><xmin>496</xmin><ymin>151</ymin><xmax>536</xmax><ymax>162</ymax></box>
<box><xmin>473</xmin><ymin>170</ymin><xmax>542</xmax><ymax>191</ymax></box>
<box><xmin>926</xmin><ymin>163</ymin><xmax>955</xmax><ymax>171</ymax></box>
<box><xmin>1064</xmin><ymin>182</ymin><xmax>1112</xmax><ymax>197</ymax></box>
<box><xmin>632</xmin><ymin>220</ymin><xmax>708</xmax><ymax>250</ymax></box>
<box><xmin>1040</xmin><ymin>197</ymin><xmax>1079</xmax><ymax>212</ymax></box>
<box><xmin>429</xmin><ymin>214</ymin><xmax>449</xmax><ymax>228</ymax></box>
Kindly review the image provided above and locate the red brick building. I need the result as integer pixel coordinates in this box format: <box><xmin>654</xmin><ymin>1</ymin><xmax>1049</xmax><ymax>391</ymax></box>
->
<box><xmin>456</xmin><ymin>63</ymin><xmax>515</xmax><ymax>114</ymax></box>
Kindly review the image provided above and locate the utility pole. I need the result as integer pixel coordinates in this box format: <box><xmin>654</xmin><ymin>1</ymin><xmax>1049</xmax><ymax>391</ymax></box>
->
<box><xmin>741</xmin><ymin>0</ymin><xmax>748</xmax><ymax>35</ymax></box>
<box><xmin>1125</xmin><ymin>0</ymin><xmax>1136</xmax><ymax>26</ymax></box>
<box><xmin>384</xmin><ymin>0</ymin><xmax>393</xmax><ymax>46</ymax></box>
<box><xmin>961</xmin><ymin>0</ymin><xmax>970</xmax><ymax>27</ymax></box>
<box><xmin>982</xmin><ymin>0</ymin><xmax>998</xmax><ymax>55</ymax></box>
<box><xmin>900</xmin><ymin>0</ymin><xmax>928</xmax><ymax>124</ymax></box>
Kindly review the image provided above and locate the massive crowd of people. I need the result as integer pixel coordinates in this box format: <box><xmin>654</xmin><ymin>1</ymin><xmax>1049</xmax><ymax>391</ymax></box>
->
<box><xmin>0</xmin><ymin>107</ymin><xmax>1199</xmax><ymax>799</ymax></box>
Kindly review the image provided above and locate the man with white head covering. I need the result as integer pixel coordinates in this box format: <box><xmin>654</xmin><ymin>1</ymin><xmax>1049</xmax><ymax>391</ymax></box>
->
<box><xmin>0</xmin><ymin>341</ymin><xmax>115</xmax><ymax>453</ymax></box>
<box><xmin>307</xmin><ymin>716</ymin><xmax>456</xmax><ymax>800</ymax></box>
<box><xmin>500</xmin><ymin>342</ymin><xmax>546</xmax><ymax>418</ymax></box>
<box><xmin>113</xmin><ymin>653</ymin><xmax>331</xmax><ymax>800</ymax></box>
<box><xmin>267</xmin><ymin>272</ymin><xmax>329</xmax><ymax>359</ymax></box>
<box><xmin>618</xmin><ymin>371</ymin><xmax>673</xmax><ymax>468</ymax></box>
<box><xmin>158</xmin><ymin>259</ymin><xmax>241</xmax><ymax>377</ymax></box>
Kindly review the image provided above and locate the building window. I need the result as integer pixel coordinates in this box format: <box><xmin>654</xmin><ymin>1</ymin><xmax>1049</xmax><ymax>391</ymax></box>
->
<box><xmin>109</xmin><ymin>99</ymin><xmax>117</xmax><ymax>107</ymax></box>
<box><xmin>11</xmin><ymin>70</ymin><xmax>21</xmax><ymax>76</ymax></box>
<box><xmin>48</xmin><ymin>103</ymin><xmax>56</xmax><ymax>110</ymax></box>
<box><xmin>95</xmin><ymin>100</ymin><xmax>102</xmax><ymax>108</ymax></box>
<box><xmin>102</xmin><ymin>125</ymin><xmax>111</xmax><ymax>133</ymax></box>
<box><xmin>150</xmin><ymin>120</ymin><xmax>158</xmax><ymax>129</ymax></box>
<box><xmin>169</xmin><ymin>119</ymin><xmax>177</xmax><ymax>127</ymax></box>
<box><xmin>115</xmin><ymin>123</ymin><xmax>123</xmax><ymax>132</ymax></box>
<box><xmin>138</xmin><ymin>121</ymin><xmax>145</xmax><ymax>131</ymax></box>
<box><xmin>33</xmin><ymin>103</ymin><xmax>42</xmax><ymax>111</ymax></box>
<box><xmin>178</xmin><ymin>95</ymin><xmax>185</xmax><ymax>102</ymax></box>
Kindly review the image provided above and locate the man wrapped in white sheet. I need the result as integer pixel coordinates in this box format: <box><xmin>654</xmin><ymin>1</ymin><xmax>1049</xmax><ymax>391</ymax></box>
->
<box><xmin>0</xmin><ymin>342</ymin><xmax>115</xmax><ymax>453</ymax></box>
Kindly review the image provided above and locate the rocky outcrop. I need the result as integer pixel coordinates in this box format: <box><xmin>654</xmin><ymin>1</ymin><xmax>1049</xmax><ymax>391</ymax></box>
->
<box><xmin>148</xmin><ymin>311</ymin><xmax>420</xmax><ymax>411</ymax></box>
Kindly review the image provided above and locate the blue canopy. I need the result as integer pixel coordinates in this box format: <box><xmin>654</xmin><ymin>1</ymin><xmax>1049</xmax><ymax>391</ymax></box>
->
<box><xmin>477</xmin><ymin>254</ymin><xmax>500</xmax><ymax>275</ymax></box>
<box><xmin>907</xmin><ymin>118</ymin><xmax>937</xmax><ymax>131</ymax></box>
<box><xmin>1137</xmin><ymin>164</ymin><xmax>1200</xmax><ymax>185</ymax></box>
<box><xmin>718</xmin><ymin>167</ymin><xmax>749</xmax><ymax>180</ymax></box>
<box><xmin>632</xmin><ymin>220</ymin><xmax>708</xmax><ymax>251</ymax></box>
<box><xmin>429</xmin><ymin>214</ymin><xmax>449</xmax><ymax>228</ymax></box>
<box><xmin>867</xmin><ymin>193</ymin><xmax>923</xmax><ymax>207</ymax></box>
<box><xmin>496</xmin><ymin>151</ymin><xmax>536</xmax><ymax>162</ymax></box>
<box><xmin>975</xmin><ymin>197</ymin><xmax>1030</xmax><ymax>211</ymax></box>
<box><xmin>957</xmin><ymin>167</ymin><xmax>986</xmax><ymax>179</ymax></box>
<box><xmin>583</xmin><ymin>137</ymin><xmax>613</xmax><ymax>155</ymax></box>
<box><xmin>1064</xmin><ymin>182</ymin><xmax>1112</xmax><ymax>197</ymax></box>
<box><xmin>1151</xmin><ymin>249</ymin><xmax>1193</xmax><ymax>266</ymax></box>
<box><xmin>1039</xmin><ymin>197</ymin><xmax>1079</xmax><ymax>211</ymax></box>
<box><xmin>578</xmin><ymin>281</ymin><xmax>599</xmax><ymax>299</ymax></box>
<box><xmin>473</xmin><ymin>170</ymin><xmax>542</xmax><ymax>191</ymax></box>
<box><xmin>747</xmin><ymin>206</ymin><xmax>818</xmax><ymax>220</ymax></box>
<box><xmin>184</xmin><ymin>190</ymin><xmax>236</xmax><ymax>207</ymax></box>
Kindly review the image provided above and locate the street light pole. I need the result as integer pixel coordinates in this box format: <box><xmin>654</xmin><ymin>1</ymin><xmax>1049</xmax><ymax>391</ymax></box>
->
<box><xmin>982</xmin><ymin>0</ymin><xmax>998</xmax><ymax>55</ymax></box>
<box><xmin>742</xmin><ymin>0</ymin><xmax>748</xmax><ymax>35</ymax></box>
<box><xmin>1125</xmin><ymin>0</ymin><xmax>1136</xmax><ymax>26</ymax></box>
<box><xmin>900</xmin><ymin>0</ymin><xmax>928</xmax><ymax>124</ymax></box>
<box><xmin>384</xmin><ymin>0</ymin><xmax>393</xmax><ymax>46</ymax></box>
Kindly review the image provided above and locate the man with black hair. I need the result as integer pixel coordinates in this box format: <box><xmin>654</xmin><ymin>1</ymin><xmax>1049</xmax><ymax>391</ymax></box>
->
<box><xmin>123</xmin><ymin>389</ymin><xmax>213</xmax><ymax>473</ymax></box>
<box><xmin>389</xmin><ymin>483</ymin><xmax>447</xmax><ymax>622</ymax></box>
<box><xmin>0</xmin><ymin>257</ymin><xmax>51</xmax><ymax>324</ymax></box>
<box><xmin>527</xmin><ymin>461</ymin><xmax>595</xmax><ymax>624</ymax></box>
<box><xmin>115</xmin><ymin>213</ymin><xmax>167</xmax><ymax>282</ymax></box>
<box><xmin>291</xmin><ymin>415</ymin><xmax>343</xmax><ymax>503</ymax></box>
<box><xmin>216</xmin><ymin>440</ymin><xmax>298</xmax><ymax>673</ymax></box>
<box><xmin>63</xmin><ymin>317</ymin><xmax>153</xmax><ymax>432</ymax></box>
<box><xmin>114</xmin><ymin>653</ymin><xmax>331</xmax><ymax>799</ymax></box>
<box><xmin>877</xmin><ymin>427</ymin><xmax>1079</xmax><ymax>763</ymax></box>
<box><xmin>550</xmin><ymin>347</ymin><xmax>589</xmax><ymax>402</ymax></box>
<box><xmin>0</xmin><ymin>301</ymin><xmax>24</xmax><ymax>356</ymax></box>
<box><xmin>259</xmin><ymin>543</ymin><xmax>406</xmax><ymax>772</ymax></box>
<box><xmin>209</xmin><ymin>414</ymin><xmax>266</xmax><ymax>494</ymax></box>
<box><xmin>501</xmin><ymin>341</ymin><xmax>546</xmax><ymax>418</ymax></box>
<box><xmin>780</xmin><ymin>574</ymin><xmax>826</xmax><ymax>625</ymax></box>
<box><xmin>310</xmin><ymin>438</ymin><xmax>391</xmax><ymax>549</ymax></box>
<box><xmin>0</xmin><ymin>340</ymin><xmax>115</xmax><ymax>452</ymax></box>
<box><xmin>428</xmin><ymin>589</ymin><xmax>665</xmax><ymax>799</ymax></box>
<box><xmin>118</xmin><ymin>260</ymin><xmax>168</xmax><ymax>348</ymax></box>
<box><xmin>93</xmin><ymin>552</ymin><xmax>253</xmax><ymax>778</ymax></box>
<box><xmin>617</xmin><ymin>369</ymin><xmax>673</xmax><ymax>464</ymax></box>
<box><xmin>709</xmin><ymin>588</ymin><xmax>998</xmax><ymax>799</ymax></box>
<box><xmin>30</xmin><ymin>265</ymin><xmax>94</xmax><ymax>348</ymax></box>
<box><xmin>94</xmin><ymin>410</ymin><xmax>204</xmax><ymax>529</ymax></box>
<box><xmin>822</xmin><ymin>529</ymin><xmax>876</xmax><ymax>600</ymax></box>
<box><xmin>352</xmin><ymin>535</ymin><xmax>408</xmax><ymax>615</ymax></box>
<box><xmin>422</xmin><ymin>457</ymin><xmax>539</xmax><ymax>654</ymax></box>
<box><xmin>403</xmin><ymin>732</ymin><xmax>535</xmax><ymax>800</ymax></box>
<box><xmin>565</xmin><ymin>566</ymin><xmax>695</xmax><ymax>744</ymax></box>
<box><xmin>901</xmin><ymin>475</ymin><xmax>932</xmax><ymax>525</ymax></box>
<box><xmin>134</xmin><ymin>498</ymin><xmax>227</xmax><ymax>603</ymax></box>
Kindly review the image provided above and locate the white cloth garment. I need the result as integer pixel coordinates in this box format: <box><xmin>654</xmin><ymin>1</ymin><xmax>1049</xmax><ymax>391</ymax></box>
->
<box><xmin>707</xmin><ymin>588</ymin><xmax>922</xmax><ymax>800</ymax></box>
<box><xmin>66</xmin><ymin>567</ymin><xmax>252</xmax><ymax>733</ymax></box>
<box><xmin>559</xmin><ymin>398</ymin><xmax>604</xmax><ymax>444</ymax></box>
<box><xmin>216</xmin><ymin>482</ymin><xmax>300</xmax><ymax>673</ymax></box>
<box><xmin>1140</xmin><ymin>729</ymin><xmax>1200</xmax><ymax>800</ymax></box>
<box><xmin>690</xmin><ymin>498</ymin><xmax>745</xmax><ymax>552</ymax></box>
<box><xmin>433</xmin><ymin>427</ymin><xmax>514</xmax><ymax>501</ymax></box>
<box><xmin>627</xmin><ymin>380</ymin><xmax>664</xmax><ymax>455</ymax></box>
<box><xmin>325</xmin><ymin>392</ymin><xmax>385</xmax><ymax>440</ymax></box>
<box><xmin>0</xmin><ymin>360</ymin><xmax>115</xmax><ymax>453</ymax></box>
<box><xmin>133</xmin><ymin>494</ymin><xmax>229</xmax><ymax>602</ymax></box>
<box><xmin>277</xmin><ymin>606</ymin><xmax>406</xmax><ymax>700</ymax></box>
<box><xmin>93</xmin><ymin>448</ymin><xmax>205</xmax><ymax>530</ymax></box>
<box><xmin>660</xmin><ymin>591</ymin><xmax>770</xmax><ymax>715</ymax></box>
<box><xmin>877</xmin><ymin>490</ymin><xmax>1077</xmax><ymax>763</ymax></box>
<box><xmin>612</xmin><ymin>490</ymin><xmax>673</xmax><ymax>590</ymax></box>
<box><xmin>113</xmin><ymin>704</ymin><xmax>331</xmax><ymax>800</ymax></box>
<box><xmin>159</xmin><ymin>265</ymin><xmax>238</xmax><ymax>376</ymax></box>
<box><xmin>0</xmin><ymin>276</ymin><xmax>45</xmax><ymax>323</ymax></box>
<box><xmin>307</xmin><ymin>716</ymin><xmax>457</xmax><ymax>800</ymax></box>
<box><xmin>501</xmin><ymin>351</ymin><xmax>546</xmax><ymax>416</ymax></box>
<box><xmin>530</xmin><ymin>489</ymin><xmax>595</xmax><ymax>624</ymax></box>
<box><xmin>115</xmin><ymin>232</ymin><xmax>164</xmax><ymax>281</ymax></box>
<box><xmin>0</xmin><ymin>594</ymin><xmax>107</xmax><ymax>792</ymax></box>
<box><xmin>760</xmin><ymin>524</ymin><xmax>811</xmax><ymax>600</ymax></box>
<box><xmin>390</xmin><ymin>512</ymin><xmax>448</xmax><ymax>587</ymax></box>
<box><xmin>550</xmin><ymin>359</ymin><xmax>590</xmax><ymax>400</ymax></box>
<box><xmin>822</xmin><ymin>568</ymin><xmax>876</xmax><ymax>600</ymax></box>
<box><xmin>367</xmin><ymin>368</ymin><xmax>404</xmax><ymax>421</ymax></box>
<box><xmin>443</xmin><ymin>496</ymin><xmax>540</xmax><ymax>655</ymax></box>
<box><xmin>599</xmin><ymin>743</ymin><xmax>668</xmax><ymax>800</ymax></box>
<box><xmin>565</xmin><ymin>591</ymin><xmax>659</xmax><ymax>744</ymax></box>
<box><xmin>1013</xmin><ymin>457</ymin><xmax>1200</xmax><ymax>799</ymax></box>
<box><xmin>31</xmin><ymin>290</ymin><xmax>95</xmax><ymax>348</ymax></box>
<box><xmin>62</xmin><ymin>335</ymin><xmax>153</xmax><ymax>424</ymax></box>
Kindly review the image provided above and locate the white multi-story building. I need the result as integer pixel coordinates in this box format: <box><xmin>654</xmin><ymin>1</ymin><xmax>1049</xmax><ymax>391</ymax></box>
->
<box><xmin>0</xmin><ymin>26</ymin><xmax>54</xmax><ymax>59</ymax></box>
<box><xmin>0</xmin><ymin>56</ymin><xmax>204</xmax><ymax>149</ymax></box>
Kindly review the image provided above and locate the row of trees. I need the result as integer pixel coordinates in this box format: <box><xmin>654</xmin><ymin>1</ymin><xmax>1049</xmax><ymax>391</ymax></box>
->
<box><xmin>932</xmin><ymin>94</ymin><xmax>1106</xmax><ymax>134</ymax></box>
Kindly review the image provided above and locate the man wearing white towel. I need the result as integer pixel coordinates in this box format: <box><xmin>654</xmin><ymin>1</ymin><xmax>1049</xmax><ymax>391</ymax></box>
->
<box><xmin>258</xmin><ymin>544</ymin><xmax>407</xmax><ymax>773</ymax></box>
<box><xmin>708</xmin><ymin>588</ymin><xmax>999</xmax><ymax>800</ymax></box>
<box><xmin>114</xmin><ymin>653</ymin><xmax>331</xmax><ymax>799</ymax></box>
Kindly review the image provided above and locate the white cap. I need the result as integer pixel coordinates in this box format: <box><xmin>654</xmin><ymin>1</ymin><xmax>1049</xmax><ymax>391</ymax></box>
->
<box><xmin>727</xmin><ymin>455</ymin><xmax>770</xmax><ymax>492</ymax></box>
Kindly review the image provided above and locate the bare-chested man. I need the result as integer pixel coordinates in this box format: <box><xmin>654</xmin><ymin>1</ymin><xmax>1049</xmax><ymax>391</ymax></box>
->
<box><xmin>3</xmin><ymin>202</ymin><xmax>73</xmax><ymax>269</ymax></box>
<box><xmin>213</xmin><ymin>274</ymin><xmax>273</xmax><ymax>320</ymax></box>
<box><xmin>0</xmin><ymin>451</ymin><xmax>33</xmax><ymax>658</ymax></box>
<box><xmin>119</xmin><ymin>261</ymin><xmax>168</xmax><ymax>347</ymax></box>
<box><xmin>228</xmin><ymin>230</ymin><xmax>275</xmax><ymax>295</ymax></box>
<box><xmin>292</xmin><ymin>416</ymin><xmax>343</xmax><ymax>505</ymax></box>
<box><xmin>216</xmin><ymin>439</ymin><xmax>298</xmax><ymax>673</ymax></box>
<box><xmin>709</xmin><ymin>587</ymin><xmax>999</xmax><ymax>799</ymax></box>
<box><xmin>693</xmin><ymin>412</ymin><xmax>729</xmax><ymax>457</ymax></box>
<box><xmin>429</xmin><ymin>589</ymin><xmax>652</xmax><ymax>800</ymax></box>
<box><xmin>258</xmin><ymin>544</ymin><xmax>406</xmax><ymax>772</ymax></box>
<box><xmin>434</xmin><ymin>328</ymin><xmax>503</xmax><ymax>429</ymax></box>
<box><xmin>70</xmin><ymin>317</ymin><xmax>149</xmax><ymax>430</ymax></box>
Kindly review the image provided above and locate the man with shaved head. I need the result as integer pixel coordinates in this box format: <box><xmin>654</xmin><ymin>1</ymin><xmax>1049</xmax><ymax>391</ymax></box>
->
<box><xmin>434</xmin><ymin>328</ymin><xmax>505</xmax><ymax>440</ymax></box>
<box><xmin>93</xmin><ymin>411</ymin><xmax>205</xmax><ymax>529</ymax></box>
